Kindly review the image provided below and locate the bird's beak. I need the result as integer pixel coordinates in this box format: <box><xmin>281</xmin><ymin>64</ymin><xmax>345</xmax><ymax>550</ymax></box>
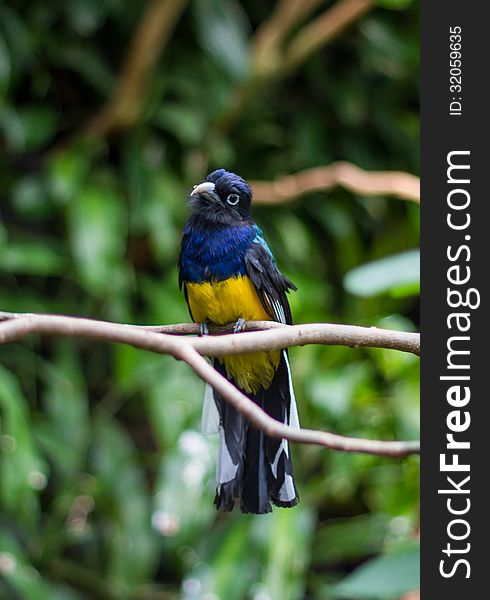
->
<box><xmin>191</xmin><ymin>181</ymin><xmax>216</xmax><ymax>196</ymax></box>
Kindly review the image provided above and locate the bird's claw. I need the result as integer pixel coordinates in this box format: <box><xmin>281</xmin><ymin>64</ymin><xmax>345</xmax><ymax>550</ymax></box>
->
<box><xmin>199</xmin><ymin>322</ymin><xmax>209</xmax><ymax>336</ymax></box>
<box><xmin>233</xmin><ymin>318</ymin><xmax>246</xmax><ymax>333</ymax></box>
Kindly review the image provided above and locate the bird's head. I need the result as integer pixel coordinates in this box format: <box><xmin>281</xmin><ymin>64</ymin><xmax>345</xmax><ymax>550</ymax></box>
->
<box><xmin>189</xmin><ymin>169</ymin><xmax>253</xmax><ymax>225</ymax></box>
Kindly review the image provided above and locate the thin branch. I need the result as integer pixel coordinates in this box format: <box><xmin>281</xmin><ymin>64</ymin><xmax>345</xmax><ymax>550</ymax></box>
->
<box><xmin>250</xmin><ymin>162</ymin><xmax>420</xmax><ymax>204</ymax></box>
<box><xmin>146</xmin><ymin>320</ymin><xmax>285</xmax><ymax>334</ymax></box>
<box><xmin>0</xmin><ymin>312</ymin><xmax>420</xmax><ymax>457</ymax></box>
<box><xmin>0</xmin><ymin>313</ymin><xmax>420</xmax><ymax>356</ymax></box>
<box><xmin>188</xmin><ymin>323</ymin><xmax>420</xmax><ymax>356</ymax></box>
<box><xmin>214</xmin><ymin>0</ymin><xmax>374</xmax><ymax>132</ymax></box>
<box><xmin>85</xmin><ymin>0</ymin><xmax>187</xmax><ymax>137</ymax></box>
<box><xmin>283</xmin><ymin>0</ymin><xmax>374</xmax><ymax>74</ymax></box>
<box><xmin>179</xmin><ymin>345</ymin><xmax>419</xmax><ymax>458</ymax></box>
<box><xmin>251</xmin><ymin>0</ymin><xmax>325</xmax><ymax>78</ymax></box>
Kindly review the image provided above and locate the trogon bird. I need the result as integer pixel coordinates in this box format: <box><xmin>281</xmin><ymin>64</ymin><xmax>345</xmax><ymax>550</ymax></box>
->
<box><xmin>178</xmin><ymin>168</ymin><xmax>300</xmax><ymax>514</ymax></box>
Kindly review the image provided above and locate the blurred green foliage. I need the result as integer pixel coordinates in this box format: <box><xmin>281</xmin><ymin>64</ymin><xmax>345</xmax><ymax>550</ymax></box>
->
<box><xmin>0</xmin><ymin>1</ymin><xmax>419</xmax><ymax>598</ymax></box>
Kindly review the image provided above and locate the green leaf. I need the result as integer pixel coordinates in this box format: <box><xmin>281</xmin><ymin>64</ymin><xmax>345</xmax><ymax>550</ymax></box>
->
<box><xmin>48</xmin><ymin>147</ymin><xmax>91</xmax><ymax>204</ymax></box>
<box><xmin>53</xmin><ymin>44</ymin><xmax>114</xmax><ymax>94</ymax></box>
<box><xmin>155</xmin><ymin>104</ymin><xmax>207</xmax><ymax>146</ymax></box>
<box><xmin>333</xmin><ymin>543</ymin><xmax>420</xmax><ymax>599</ymax></box>
<box><xmin>147</xmin><ymin>361</ymin><xmax>204</xmax><ymax>447</ymax></box>
<box><xmin>0</xmin><ymin>33</ymin><xmax>11</xmax><ymax>92</ymax></box>
<box><xmin>312</xmin><ymin>514</ymin><xmax>391</xmax><ymax>566</ymax></box>
<box><xmin>0</xmin><ymin>531</ymin><xmax>54</xmax><ymax>600</ymax></box>
<box><xmin>344</xmin><ymin>250</ymin><xmax>420</xmax><ymax>297</ymax></box>
<box><xmin>261</xmin><ymin>507</ymin><xmax>315</xmax><ymax>600</ymax></box>
<box><xmin>193</xmin><ymin>0</ymin><xmax>251</xmax><ymax>81</ymax></box>
<box><xmin>210</xmin><ymin>520</ymin><xmax>256</xmax><ymax>599</ymax></box>
<box><xmin>307</xmin><ymin>362</ymin><xmax>371</xmax><ymax>419</ymax></box>
<box><xmin>0</xmin><ymin>5</ymin><xmax>35</xmax><ymax>68</ymax></box>
<box><xmin>8</xmin><ymin>106</ymin><xmax>57</xmax><ymax>151</ymax></box>
<box><xmin>67</xmin><ymin>180</ymin><xmax>129</xmax><ymax>295</ymax></box>
<box><xmin>0</xmin><ymin>242</ymin><xmax>66</xmax><ymax>276</ymax></box>
<box><xmin>11</xmin><ymin>176</ymin><xmax>51</xmax><ymax>217</ymax></box>
<box><xmin>37</xmin><ymin>342</ymin><xmax>90</xmax><ymax>479</ymax></box>
<box><xmin>63</xmin><ymin>0</ymin><xmax>107</xmax><ymax>37</ymax></box>
<box><xmin>0</xmin><ymin>365</ymin><xmax>47</xmax><ymax>519</ymax></box>
<box><xmin>151</xmin><ymin>430</ymin><xmax>216</xmax><ymax>541</ymax></box>
<box><xmin>91</xmin><ymin>420</ymin><xmax>157</xmax><ymax>593</ymax></box>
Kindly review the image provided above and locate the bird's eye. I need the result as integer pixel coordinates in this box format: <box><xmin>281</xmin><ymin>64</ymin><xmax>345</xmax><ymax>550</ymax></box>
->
<box><xmin>226</xmin><ymin>193</ymin><xmax>240</xmax><ymax>205</ymax></box>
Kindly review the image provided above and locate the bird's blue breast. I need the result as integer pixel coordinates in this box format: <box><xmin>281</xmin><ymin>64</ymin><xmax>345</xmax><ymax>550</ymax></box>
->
<box><xmin>179</xmin><ymin>224</ymin><xmax>256</xmax><ymax>282</ymax></box>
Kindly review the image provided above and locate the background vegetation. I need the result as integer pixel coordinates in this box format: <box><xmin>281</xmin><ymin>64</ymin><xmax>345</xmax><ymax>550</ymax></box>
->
<box><xmin>0</xmin><ymin>0</ymin><xmax>419</xmax><ymax>598</ymax></box>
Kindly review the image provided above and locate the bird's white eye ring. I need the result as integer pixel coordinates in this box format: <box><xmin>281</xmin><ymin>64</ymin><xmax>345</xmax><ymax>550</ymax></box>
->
<box><xmin>227</xmin><ymin>193</ymin><xmax>240</xmax><ymax>205</ymax></box>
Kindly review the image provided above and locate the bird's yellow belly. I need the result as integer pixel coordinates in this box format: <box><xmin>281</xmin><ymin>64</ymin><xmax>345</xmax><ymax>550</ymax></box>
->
<box><xmin>186</xmin><ymin>276</ymin><xmax>280</xmax><ymax>394</ymax></box>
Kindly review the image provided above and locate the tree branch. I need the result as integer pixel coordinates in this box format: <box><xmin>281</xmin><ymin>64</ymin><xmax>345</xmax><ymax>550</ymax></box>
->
<box><xmin>251</xmin><ymin>0</ymin><xmax>325</xmax><ymax>79</ymax></box>
<box><xmin>283</xmin><ymin>0</ymin><xmax>374</xmax><ymax>74</ymax></box>
<box><xmin>0</xmin><ymin>312</ymin><xmax>420</xmax><ymax>457</ymax></box>
<box><xmin>85</xmin><ymin>0</ymin><xmax>187</xmax><ymax>137</ymax></box>
<box><xmin>214</xmin><ymin>0</ymin><xmax>374</xmax><ymax>132</ymax></box>
<box><xmin>0</xmin><ymin>312</ymin><xmax>420</xmax><ymax>356</ymax></box>
<box><xmin>180</xmin><ymin>345</ymin><xmax>419</xmax><ymax>458</ymax></box>
<box><xmin>250</xmin><ymin>162</ymin><xmax>420</xmax><ymax>204</ymax></box>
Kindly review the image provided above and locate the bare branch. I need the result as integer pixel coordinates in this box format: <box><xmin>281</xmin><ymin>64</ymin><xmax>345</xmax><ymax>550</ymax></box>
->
<box><xmin>251</xmin><ymin>162</ymin><xmax>421</xmax><ymax>204</ymax></box>
<box><xmin>85</xmin><ymin>0</ymin><xmax>187</xmax><ymax>137</ymax></box>
<box><xmin>180</xmin><ymin>345</ymin><xmax>419</xmax><ymax>458</ymax></box>
<box><xmin>0</xmin><ymin>313</ymin><xmax>420</xmax><ymax>356</ymax></box>
<box><xmin>0</xmin><ymin>311</ymin><xmax>420</xmax><ymax>458</ymax></box>
<box><xmin>284</xmin><ymin>0</ymin><xmax>374</xmax><ymax>74</ymax></box>
<box><xmin>214</xmin><ymin>0</ymin><xmax>374</xmax><ymax>132</ymax></box>
<box><xmin>252</xmin><ymin>0</ymin><xmax>325</xmax><ymax>78</ymax></box>
<box><xmin>190</xmin><ymin>323</ymin><xmax>420</xmax><ymax>356</ymax></box>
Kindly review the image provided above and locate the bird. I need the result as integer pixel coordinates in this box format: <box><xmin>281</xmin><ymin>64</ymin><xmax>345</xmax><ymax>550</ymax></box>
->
<box><xmin>178</xmin><ymin>168</ymin><xmax>300</xmax><ymax>514</ymax></box>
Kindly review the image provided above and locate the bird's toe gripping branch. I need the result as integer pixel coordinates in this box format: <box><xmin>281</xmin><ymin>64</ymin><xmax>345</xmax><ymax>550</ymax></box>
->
<box><xmin>199</xmin><ymin>322</ymin><xmax>210</xmax><ymax>336</ymax></box>
<box><xmin>233</xmin><ymin>317</ymin><xmax>247</xmax><ymax>333</ymax></box>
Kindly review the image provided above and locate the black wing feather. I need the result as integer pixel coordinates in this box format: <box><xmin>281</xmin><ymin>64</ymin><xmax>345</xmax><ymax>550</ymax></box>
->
<box><xmin>244</xmin><ymin>241</ymin><xmax>296</xmax><ymax>325</ymax></box>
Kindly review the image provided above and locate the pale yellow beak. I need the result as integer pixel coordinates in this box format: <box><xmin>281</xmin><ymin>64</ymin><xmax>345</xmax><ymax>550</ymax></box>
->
<box><xmin>191</xmin><ymin>181</ymin><xmax>216</xmax><ymax>196</ymax></box>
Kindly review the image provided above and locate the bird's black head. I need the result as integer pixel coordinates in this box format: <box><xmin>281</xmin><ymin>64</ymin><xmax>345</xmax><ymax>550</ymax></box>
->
<box><xmin>188</xmin><ymin>169</ymin><xmax>253</xmax><ymax>226</ymax></box>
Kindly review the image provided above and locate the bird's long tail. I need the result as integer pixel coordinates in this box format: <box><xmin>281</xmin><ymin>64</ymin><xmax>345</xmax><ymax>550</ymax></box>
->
<box><xmin>202</xmin><ymin>351</ymin><xmax>299</xmax><ymax>514</ymax></box>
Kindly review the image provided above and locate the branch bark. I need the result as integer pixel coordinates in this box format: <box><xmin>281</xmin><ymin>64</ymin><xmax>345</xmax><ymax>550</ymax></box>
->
<box><xmin>251</xmin><ymin>0</ymin><xmax>325</xmax><ymax>79</ymax></box>
<box><xmin>85</xmin><ymin>0</ymin><xmax>187</xmax><ymax>137</ymax></box>
<box><xmin>180</xmin><ymin>345</ymin><xmax>419</xmax><ymax>458</ymax></box>
<box><xmin>283</xmin><ymin>0</ymin><xmax>373</xmax><ymax>74</ymax></box>
<box><xmin>0</xmin><ymin>313</ymin><xmax>420</xmax><ymax>356</ymax></box>
<box><xmin>0</xmin><ymin>312</ymin><xmax>420</xmax><ymax>457</ymax></box>
<box><xmin>250</xmin><ymin>162</ymin><xmax>420</xmax><ymax>204</ymax></box>
<box><xmin>214</xmin><ymin>0</ymin><xmax>374</xmax><ymax>132</ymax></box>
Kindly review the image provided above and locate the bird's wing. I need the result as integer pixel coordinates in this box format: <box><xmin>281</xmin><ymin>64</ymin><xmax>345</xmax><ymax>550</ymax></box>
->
<box><xmin>244</xmin><ymin>226</ymin><xmax>297</xmax><ymax>325</ymax></box>
<box><xmin>178</xmin><ymin>247</ymin><xmax>195</xmax><ymax>322</ymax></box>
<box><xmin>179</xmin><ymin>280</ymin><xmax>195</xmax><ymax>322</ymax></box>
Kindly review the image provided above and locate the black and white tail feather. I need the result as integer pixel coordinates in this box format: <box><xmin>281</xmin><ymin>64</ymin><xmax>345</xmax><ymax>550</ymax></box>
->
<box><xmin>202</xmin><ymin>350</ymin><xmax>299</xmax><ymax>514</ymax></box>
<box><xmin>202</xmin><ymin>232</ymin><xmax>300</xmax><ymax>513</ymax></box>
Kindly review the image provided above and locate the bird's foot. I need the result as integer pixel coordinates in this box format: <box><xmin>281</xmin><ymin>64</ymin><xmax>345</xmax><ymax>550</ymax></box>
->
<box><xmin>199</xmin><ymin>322</ymin><xmax>209</xmax><ymax>336</ymax></box>
<box><xmin>233</xmin><ymin>318</ymin><xmax>246</xmax><ymax>333</ymax></box>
